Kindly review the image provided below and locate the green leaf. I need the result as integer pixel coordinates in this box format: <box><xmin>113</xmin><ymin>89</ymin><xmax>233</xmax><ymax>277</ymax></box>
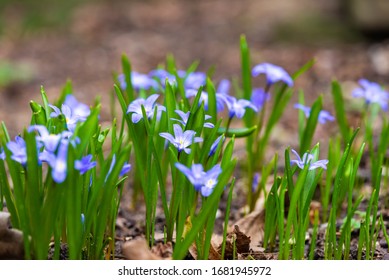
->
<box><xmin>331</xmin><ymin>80</ymin><xmax>350</xmax><ymax>143</ymax></box>
<box><xmin>218</xmin><ymin>125</ymin><xmax>257</xmax><ymax>138</ymax></box>
<box><xmin>300</xmin><ymin>95</ymin><xmax>322</xmax><ymax>153</ymax></box>
<box><xmin>121</xmin><ymin>54</ymin><xmax>134</xmax><ymax>102</ymax></box>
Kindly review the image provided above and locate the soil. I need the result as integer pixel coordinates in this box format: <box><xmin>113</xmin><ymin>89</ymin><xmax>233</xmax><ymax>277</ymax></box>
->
<box><xmin>1</xmin><ymin>0</ymin><xmax>389</xmax><ymax>260</ymax></box>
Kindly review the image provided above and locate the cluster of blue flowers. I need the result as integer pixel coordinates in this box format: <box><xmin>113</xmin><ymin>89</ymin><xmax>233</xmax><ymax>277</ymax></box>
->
<box><xmin>3</xmin><ymin>95</ymin><xmax>131</xmax><ymax>184</ymax></box>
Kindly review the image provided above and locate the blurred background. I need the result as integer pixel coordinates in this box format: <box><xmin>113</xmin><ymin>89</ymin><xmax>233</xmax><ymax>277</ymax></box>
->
<box><xmin>1</xmin><ymin>0</ymin><xmax>389</xmax><ymax>136</ymax></box>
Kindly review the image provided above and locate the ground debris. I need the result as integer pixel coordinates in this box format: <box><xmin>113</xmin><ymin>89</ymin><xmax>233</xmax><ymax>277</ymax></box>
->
<box><xmin>122</xmin><ymin>238</ymin><xmax>172</xmax><ymax>260</ymax></box>
<box><xmin>0</xmin><ymin>211</ymin><xmax>24</xmax><ymax>259</ymax></box>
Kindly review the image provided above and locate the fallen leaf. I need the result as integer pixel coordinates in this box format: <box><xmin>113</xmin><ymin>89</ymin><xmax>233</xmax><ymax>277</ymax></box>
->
<box><xmin>233</xmin><ymin>209</ymin><xmax>265</xmax><ymax>250</ymax></box>
<box><xmin>0</xmin><ymin>212</ymin><xmax>24</xmax><ymax>259</ymax></box>
<box><xmin>217</xmin><ymin>225</ymin><xmax>251</xmax><ymax>259</ymax></box>
<box><xmin>122</xmin><ymin>238</ymin><xmax>171</xmax><ymax>260</ymax></box>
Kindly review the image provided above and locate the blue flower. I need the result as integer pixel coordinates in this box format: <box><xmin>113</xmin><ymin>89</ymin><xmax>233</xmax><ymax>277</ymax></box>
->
<box><xmin>28</xmin><ymin>125</ymin><xmax>61</xmax><ymax>153</ymax></box>
<box><xmin>159</xmin><ymin>124</ymin><xmax>203</xmax><ymax>154</ymax></box>
<box><xmin>120</xmin><ymin>162</ymin><xmax>132</xmax><ymax>177</ymax></box>
<box><xmin>200</xmin><ymin>164</ymin><xmax>222</xmax><ymax>197</ymax></box>
<box><xmin>118</xmin><ymin>72</ymin><xmax>159</xmax><ymax>91</ymax></box>
<box><xmin>6</xmin><ymin>136</ymin><xmax>27</xmax><ymax>165</ymax></box>
<box><xmin>352</xmin><ymin>79</ymin><xmax>389</xmax><ymax>111</ymax></box>
<box><xmin>252</xmin><ymin>63</ymin><xmax>293</xmax><ymax>87</ymax></box>
<box><xmin>49</xmin><ymin>95</ymin><xmax>90</xmax><ymax>132</ymax></box>
<box><xmin>294</xmin><ymin>104</ymin><xmax>335</xmax><ymax>124</ymax></box>
<box><xmin>149</xmin><ymin>69</ymin><xmax>177</xmax><ymax>86</ymax></box>
<box><xmin>208</xmin><ymin>135</ymin><xmax>225</xmax><ymax>157</ymax></box>
<box><xmin>185</xmin><ymin>89</ymin><xmax>225</xmax><ymax>112</ymax></box>
<box><xmin>63</xmin><ymin>95</ymin><xmax>91</xmax><ymax>120</ymax></box>
<box><xmin>175</xmin><ymin>163</ymin><xmax>205</xmax><ymax>191</ymax></box>
<box><xmin>0</xmin><ymin>147</ymin><xmax>5</xmax><ymax>160</ymax></box>
<box><xmin>251</xmin><ymin>88</ymin><xmax>270</xmax><ymax>111</ymax></box>
<box><xmin>126</xmin><ymin>94</ymin><xmax>166</xmax><ymax>123</ymax></box>
<box><xmin>290</xmin><ymin>149</ymin><xmax>328</xmax><ymax>170</ymax></box>
<box><xmin>220</xmin><ymin>95</ymin><xmax>257</xmax><ymax>119</ymax></box>
<box><xmin>171</xmin><ymin>110</ymin><xmax>214</xmax><ymax>128</ymax></box>
<box><xmin>175</xmin><ymin>163</ymin><xmax>222</xmax><ymax>197</ymax></box>
<box><xmin>49</xmin><ymin>140</ymin><xmax>69</xmax><ymax>183</ymax></box>
<box><xmin>252</xmin><ymin>172</ymin><xmax>260</xmax><ymax>192</ymax></box>
<box><xmin>216</xmin><ymin>79</ymin><xmax>231</xmax><ymax>95</ymax></box>
<box><xmin>75</xmin><ymin>154</ymin><xmax>96</xmax><ymax>175</ymax></box>
<box><xmin>184</xmin><ymin>71</ymin><xmax>206</xmax><ymax>90</ymax></box>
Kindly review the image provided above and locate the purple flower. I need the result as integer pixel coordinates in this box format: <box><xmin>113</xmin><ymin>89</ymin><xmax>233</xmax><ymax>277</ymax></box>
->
<box><xmin>290</xmin><ymin>149</ymin><xmax>328</xmax><ymax>170</ymax></box>
<box><xmin>252</xmin><ymin>172</ymin><xmax>260</xmax><ymax>192</ymax></box>
<box><xmin>220</xmin><ymin>95</ymin><xmax>257</xmax><ymax>119</ymax></box>
<box><xmin>184</xmin><ymin>72</ymin><xmax>206</xmax><ymax>90</ymax></box>
<box><xmin>294</xmin><ymin>104</ymin><xmax>335</xmax><ymax>124</ymax></box>
<box><xmin>126</xmin><ymin>94</ymin><xmax>166</xmax><ymax>123</ymax></box>
<box><xmin>208</xmin><ymin>135</ymin><xmax>225</xmax><ymax>157</ymax></box>
<box><xmin>0</xmin><ymin>147</ymin><xmax>5</xmax><ymax>160</ymax></box>
<box><xmin>159</xmin><ymin>124</ymin><xmax>203</xmax><ymax>154</ymax></box>
<box><xmin>216</xmin><ymin>79</ymin><xmax>231</xmax><ymax>95</ymax></box>
<box><xmin>171</xmin><ymin>110</ymin><xmax>214</xmax><ymax>128</ymax></box>
<box><xmin>251</xmin><ymin>88</ymin><xmax>270</xmax><ymax>111</ymax></box>
<box><xmin>118</xmin><ymin>72</ymin><xmax>159</xmax><ymax>91</ymax></box>
<box><xmin>175</xmin><ymin>163</ymin><xmax>222</xmax><ymax>197</ymax></box>
<box><xmin>28</xmin><ymin>125</ymin><xmax>61</xmax><ymax>153</ymax></box>
<box><xmin>200</xmin><ymin>164</ymin><xmax>222</xmax><ymax>197</ymax></box>
<box><xmin>149</xmin><ymin>69</ymin><xmax>177</xmax><ymax>86</ymax></box>
<box><xmin>49</xmin><ymin>140</ymin><xmax>69</xmax><ymax>183</ymax></box>
<box><xmin>64</xmin><ymin>95</ymin><xmax>91</xmax><ymax>121</ymax></box>
<box><xmin>352</xmin><ymin>79</ymin><xmax>389</xmax><ymax>111</ymax></box>
<box><xmin>252</xmin><ymin>63</ymin><xmax>293</xmax><ymax>87</ymax></box>
<box><xmin>120</xmin><ymin>162</ymin><xmax>132</xmax><ymax>177</ymax></box>
<box><xmin>185</xmin><ymin>89</ymin><xmax>225</xmax><ymax>112</ymax></box>
<box><xmin>175</xmin><ymin>163</ymin><xmax>205</xmax><ymax>191</ymax></box>
<box><xmin>75</xmin><ymin>155</ymin><xmax>96</xmax><ymax>175</ymax></box>
<box><xmin>49</xmin><ymin>95</ymin><xmax>90</xmax><ymax>132</ymax></box>
<box><xmin>6</xmin><ymin>136</ymin><xmax>27</xmax><ymax>165</ymax></box>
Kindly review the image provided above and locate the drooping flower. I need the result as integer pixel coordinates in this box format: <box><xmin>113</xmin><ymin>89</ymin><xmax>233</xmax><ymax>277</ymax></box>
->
<box><xmin>252</xmin><ymin>172</ymin><xmax>260</xmax><ymax>192</ymax></box>
<box><xmin>220</xmin><ymin>95</ymin><xmax>257</xmax><ymax>119</ymax></box>
<box><xmin>352</xmin><ymin>79</ymin><xmax>389</xmax><ymax>111</ymax></box>
<box><xmin>0</xmin><ymin>147</ymin><xmax>5</xmax><ymax>160</ymax></box>
<box><xmin>159</xmin><ymin>124</ymin><xmax>203</xmax><ymax>154</ymax></box>
<box><xmin>118</xmin><ymin>72</ymin><xmax>159</xmax><ymax>91</ymax></box>
<box><xmin>294</xmin><ymin>104</ymin><xmax>335</xmax><ymax>124</ymax></box>
<box><xmin>171</xmin><ymin>110</ymin><xmax>214</xmax><ymax>128</ymax></box>
<box><xmin>126</xmin><ymin>94</ymin><xmax>166</xmax><ymax>123</ymax></box>
<box><xmin>175</xmin><ymin>163</ymin><xmax>222</xmax><ymax>197</ymax></box>
<box><xmin>120</xmin><ymin>162</ymin><xmax>132</xmax><ymax>177</ymax></box>
<box><xmin>49</xmin><ymin>139</ymin><xmax>69</xmax><ymax>183</ymax></box>
<box><xmin>290</xmin><ymin>149</ymin><xmax>328</xmax><ymax>170</ymax></box>
<box><xmin>252</xmin><ymin>63</ymin><xmax>293</xmax><ymax>87</ymax></box>
<box><xmin>251</xmin><ymin>88</ymin><xmax>270</xmax><ymax>111</ymax></box>
<box><xmin>75</xmin><ymin>154</ymin><xmax>96</xmax><ymax>175</ymax></box>
<box><xmin>208</xmin><ymin>135</ymin><xmax>225</xmax><ymax>157</ymax></box>
<box><xmin>6</xmin><ymin>136</ymin><xmax>27</xmax><ymax>165</ymax></box>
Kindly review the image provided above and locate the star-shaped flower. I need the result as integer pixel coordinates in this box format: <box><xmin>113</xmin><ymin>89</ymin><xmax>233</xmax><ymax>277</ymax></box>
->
<box><xmin>290</xmin><ymin>149</ymin><xmax>328</xmax><ymax>170</ymax></box>
<box><xmin>126</xmin><ymin>94</ymin><xmax>166</xmax><ymax>123</ymax></box>
<box><xmin>159</xmin><ymin>124</ymin><xmax>203</xmax><ymax>154</ymax></box>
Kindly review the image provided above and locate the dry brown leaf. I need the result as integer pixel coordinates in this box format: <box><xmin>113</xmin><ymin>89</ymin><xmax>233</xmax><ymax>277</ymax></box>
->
<box><xmin>189</xmin><ymin>240</ymin><xmax>221</xmax><ymax>260</ymax></box>
<box><xmin>233</xmin><ymin>209</ymin><xmax>265</xmax><ymax>250</ymax></box>
<box><xmin>0</xmin><ymin>212</ymin><xmax>24</xmax><ymax>259</ymax></box>
<box><xmin>122</xmin><ymin>238</ymin><xmax>171</xmax><ymax>260</ymax></box>
<box><xmin>217</xmin><ymin>225</ymin><xmax>251</xmax><ymax>259</ymax></box>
